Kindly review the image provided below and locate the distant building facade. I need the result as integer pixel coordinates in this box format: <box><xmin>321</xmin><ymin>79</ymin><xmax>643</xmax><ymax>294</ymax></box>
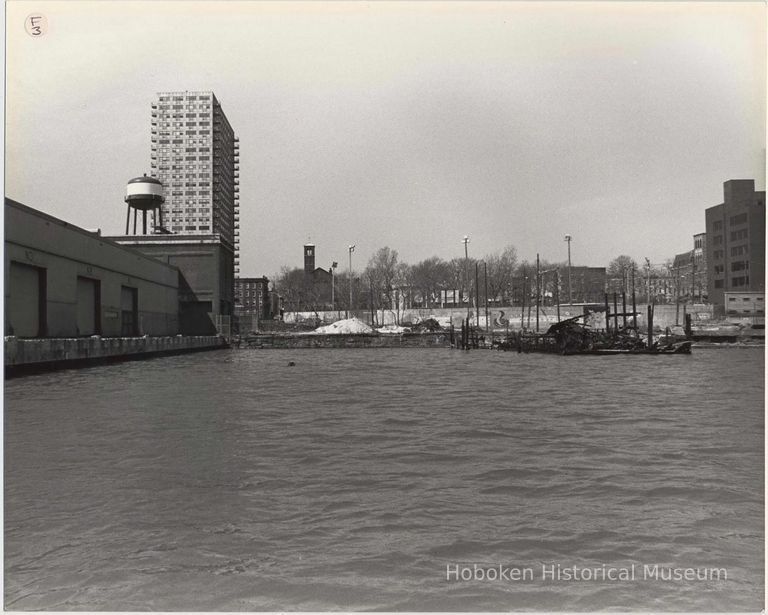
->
<box><xmin>692</xmin><ymin>232</ymin><xmax>707</xmax><ymax>300</ymax></box>
<box><xmin>672</xmin><ymin>232</ymin><xmax>707</xmax><ymax>302</ymax></box>
<box><xmin>235</xmin><ymin>277</ymin><xmax>271</xmax><ymax>320</ymax></box>
<box><xmin>559</xmin><ymin>266</ymin><xmax>607</xmax><ymax>304</ymax></box>
<box><xmin>705</xmin><ymin>179</ymin><xmax>765</xmax><ymax>307</ymax></box>
<box><xmin>509</xmin><ymin>266</ymin><xmax>606</xmax><ymax>306</ymax></box>
<box><xmin>149</xmin><ymin>91</ymin><xmax>240</xmax><ymax>273</ymax></box>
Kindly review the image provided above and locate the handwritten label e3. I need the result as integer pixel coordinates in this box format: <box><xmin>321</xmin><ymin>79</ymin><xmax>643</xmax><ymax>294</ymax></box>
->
<box><xmin>25</xmin><ymin>14</ymin><xmax>47</xmax><ymax>37</ymax></box>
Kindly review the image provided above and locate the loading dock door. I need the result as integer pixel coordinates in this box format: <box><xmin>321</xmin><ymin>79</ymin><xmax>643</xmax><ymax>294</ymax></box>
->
<box><xmin>8</xmin><ymin>262</ymin><xmax>45</xmax><ymax>337</ymax></box>
<box><xmin>76</xmin><ymin>277</ymin><xmax>100</xmax><ymax>336</ymax></box>
<box><xmin>120</xmin><ymin>286</ymin><xmax>138</xmax><ymax>336</ymax></box>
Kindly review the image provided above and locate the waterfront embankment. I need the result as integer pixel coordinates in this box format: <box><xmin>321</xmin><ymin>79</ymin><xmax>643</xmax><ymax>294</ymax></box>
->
<box><xmin>5</xmin><ymin>335</ymin><xmax>227</xmax><ymax>377</ymax></box>
<box><xmin>283</xmin><ymin>303</ymin><xmax>719</xmax><ymax>330</ymax></box>
<box><xmin>241</xmin><ymin>332</ymin><xmax>450</xmax><ymax>349</ymax></box>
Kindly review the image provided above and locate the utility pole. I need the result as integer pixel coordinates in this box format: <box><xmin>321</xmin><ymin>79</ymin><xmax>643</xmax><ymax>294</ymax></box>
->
<box><xmin>475</xmin><ymin>261</ymin><xmax>480</xmax><ymax>329</ymax></box>
<box><xmin>520</xmin><ymin>270</ymin><xmax>526</xmax><ymax>331</ymax></box>
<box><xmin>675</xmin><ymin>265</ymin><xmax>681</xmax><ymax>326</ymax></box>
<box><xmin>484</xmin><ymin>261</ymin><xmax>489</xmax><ymax>333</ymax></box>
<box><xmin>331</xmin><ymin>261</ymin><xmax>337</xmax><ymax>314</ymax></box>
<box><xmin>369</xmin><ymin>275</ymin><xmax>375</xmax><ymax>326</ymax></box>
<box><xmin>564</xmin><ymin>234</ymin><xmax>573</xmax><ymax>304</ymax></box>
<box><xmin>536</xmin><ymin>253</ymin><xmax>540</xmax><ymax>332</ymax></box>
<box><xmin>348</xmin><ymin>245</ymin><xmax>355</xmax><ymax>319</ymax></box>
<box><xmin>463</xmin><ymin>235</ymin><xmax>470</xmax><ymax>320</ymax></box>
<box><xmin>690</xmin><ymin>250</ymin><xmax>696</xmax><ymax>305</ymax></box>
<box><xmin>631</xmin><ymin>267</ymin><xmax>637</xmax><ymax>333</ymax></box>
<box><xmin>645</xmin><ymin>257</ymin><xmax>651</xmax><ymax>305</ymax></box>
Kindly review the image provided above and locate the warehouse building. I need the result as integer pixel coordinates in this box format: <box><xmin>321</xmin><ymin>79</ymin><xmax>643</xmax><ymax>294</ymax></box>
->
<box><xmin>5</xmin><ymin>199</ymin><xmax>179</xmax><ymax>338</ymax></box>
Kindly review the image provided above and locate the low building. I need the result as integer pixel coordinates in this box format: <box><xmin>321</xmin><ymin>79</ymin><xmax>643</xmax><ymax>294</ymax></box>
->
<box><xmin>109</xmin><ymin>234</ymin><xmax>234</xmax><ymax>335</ymax></box>
<box><xmin>5</xmin><ymin>199</ymin><xmax>179</xmax><ymax>338</ymax></box>
<box><xmin>564</xmin><ymin>266</ymin><xmax>607</xmax><ymax>304</ymax></box>
<box><xmin>723</xmin><ymin>291</ymin><xmax>765</xmax><ymax>323</ymax></box>
<box><xmin>509</xmin><ymin>266</ymin><xmax>606</xmax><ymax>306</ymax></box>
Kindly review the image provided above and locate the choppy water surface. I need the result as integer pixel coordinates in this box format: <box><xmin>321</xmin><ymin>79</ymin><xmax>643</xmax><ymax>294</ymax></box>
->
<box><xmin>5</xmin><ymin>348</ymin><xmax>764</xmax><ymax>611</ymax></box>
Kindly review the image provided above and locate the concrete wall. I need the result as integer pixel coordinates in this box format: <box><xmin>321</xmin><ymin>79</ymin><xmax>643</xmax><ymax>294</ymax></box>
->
<box><xmin>5</xmin><ymin>335</ymin><xmax>226</xmax><ymax>373</ymax></box>
<box><xmin>242</xmin><ymin>332</ymin><xmax>449</xmax><ymax>349</ymax></box>
<box><xmin>5</xmin><ymin>200</ymin><xmax>179</xmax><ymax>338</ymax></box>
<box><xmin>110</xmin><ymin>235</ymin><xmax>234</xmax><ymax>335</ymax></box>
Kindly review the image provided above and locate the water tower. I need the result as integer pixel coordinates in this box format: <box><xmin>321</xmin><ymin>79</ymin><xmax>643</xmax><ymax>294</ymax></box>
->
<box><xmin>124</xmin><ymin>175</ymin><xmax>165</xmax><ymax>235</ymax></box>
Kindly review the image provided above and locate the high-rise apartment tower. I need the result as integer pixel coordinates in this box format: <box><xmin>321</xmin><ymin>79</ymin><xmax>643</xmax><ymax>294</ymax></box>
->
<box><xmin>150</xmin><ymin>91</ymin><xmax>240</xmax><ymax>273</ymax></box>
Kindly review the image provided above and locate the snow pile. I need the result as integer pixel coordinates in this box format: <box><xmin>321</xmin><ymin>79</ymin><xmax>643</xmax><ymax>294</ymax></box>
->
<box><xmin>377</xmin><ymin>325</ymin><xmax>411</xmax><ymax>334</ymax></box>
<box><xmin>314</xmin><ymin>318</ymin><xmax>375</xmax><ymax>334</ymax></box>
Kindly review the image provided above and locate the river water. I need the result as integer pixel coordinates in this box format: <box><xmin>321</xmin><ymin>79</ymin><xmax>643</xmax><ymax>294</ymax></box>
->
<box><xmin>4</xmin><ymin>347</ymin><xmax>764</xmax><ymax>611</ymax></box>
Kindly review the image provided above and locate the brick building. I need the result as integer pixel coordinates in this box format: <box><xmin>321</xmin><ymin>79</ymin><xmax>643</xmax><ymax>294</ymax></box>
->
<box><xmin>705</xmin><ymin>179</ymin><xmax>765</xmax><ymax>308</ymax></box>
<box><xmin>235</xmin><ymin>277</ymin><xmax>271</xmax><ymax>320</ymax></box>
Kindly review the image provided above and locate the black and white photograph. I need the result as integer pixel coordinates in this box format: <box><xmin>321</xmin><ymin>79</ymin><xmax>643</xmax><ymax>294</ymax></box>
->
<box><xmin>4</xmin><ymin>1</ymin><xmax>765</xmax><ymax>611</ymax></box>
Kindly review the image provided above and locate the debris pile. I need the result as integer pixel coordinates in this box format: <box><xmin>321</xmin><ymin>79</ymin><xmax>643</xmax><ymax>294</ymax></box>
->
<box><xmin>546</xmin><ymin>316</ymin><xmax>646</xmax><ymax>353</ymax></box>
<box><xmin>410</xmin><ymin>318</ymin><xmax>443</xmax><ymax>332</ymax></box>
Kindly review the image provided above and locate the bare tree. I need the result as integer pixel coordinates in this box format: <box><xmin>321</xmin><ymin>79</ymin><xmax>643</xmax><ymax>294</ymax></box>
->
<box><xmin>322</xmin><ymin>269</ymin><xmax>361</xmax><ymax>317</ymax></box>
<box><xmin>275</xmin><ymin>267</ymin><xmax>325</xmax><ymax>318</ymax></box>
<box><xmin>447</xmin><ymin>256</ymin><xmax>475</xmax><ymax>307</ymax></box>
<box><xmin>484</xmin><ymin>245</ymin><xmax>518</xmax><ymax>305</ymax></box>
<box><xmin>410</xmin><ymin>256</ymin><xmax>451</xmax><ymax>308</ymax></box>
<box><xmin>607</xmin><ymin>255</ymin><xmax>639</xmax><ymax>276</ymax></box>
<box><xmin>607</xmin><ymin>255</ymin><xmax>639</xmax><ymax>293</ymax></box>
<box><xmin>391</xmin><ymin>262</ymin><xmax>413</xmax><ymax>323</ymax></box>
<box><xmin>364</xmin><ymin>247</ymin><xmax>400</xmax><ymax>317</ymax></box>
<box><xmin>275</xmin><ymin>267</ymin><xmax>305</xmax><ymax>312</ymax></box>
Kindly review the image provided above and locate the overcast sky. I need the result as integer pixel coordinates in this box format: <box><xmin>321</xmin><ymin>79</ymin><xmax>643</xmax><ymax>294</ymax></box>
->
<box><xmin>6</xmin><ymin>1</ymin><xmax>765</xmax><ymax>278</ymax></box>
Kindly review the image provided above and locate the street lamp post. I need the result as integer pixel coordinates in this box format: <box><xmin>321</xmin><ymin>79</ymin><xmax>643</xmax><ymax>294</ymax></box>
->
<box><xmin>564</xmin><ymin>234</ymin><xmax>572</xmax><ymax>304</ymax></box>
<box><xmin>462</xmin><ymin>235</ymin><xmax>470</xmax><ymax>320</ymax></box>
<box><xmin>330</xmin><ymin>261</ymin><xmax>338</xmax><ymax>315</ymax></box>
<box><xmin>348</xmin><ymin>245</ymin><xmax>355</xmax><ymax>319</ymax></box>
<box><xmin>645</xmin><ymin>257</ymin><xmax>651</xmax><ymax>304</ymax></box>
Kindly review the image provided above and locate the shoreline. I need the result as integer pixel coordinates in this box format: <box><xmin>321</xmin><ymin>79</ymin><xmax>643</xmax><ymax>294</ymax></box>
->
<box><xmin>5</xmin><ymin>335</ymin><xmax>228</xmax><ymax>378</ymax></box>
<box><xmin>5</xmin><ymin>334</ymin><xmax>761</xmax><ymax>379</ymax></box>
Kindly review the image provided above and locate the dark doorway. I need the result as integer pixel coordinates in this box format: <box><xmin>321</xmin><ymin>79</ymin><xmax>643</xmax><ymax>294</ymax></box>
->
<box><xmin>76</xmin><ymin>276</ymin><xmax>102</xmax><ymax>336</ymax></box>
<box><xmin>120</xmin><ymin>286</ymin><xmax>139</xmax><ymax>336</ymax></box>
<box><xmin>7</xmin><ymin>262</ymin><xmax>47</xmax><ymax>337</ymax></box>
